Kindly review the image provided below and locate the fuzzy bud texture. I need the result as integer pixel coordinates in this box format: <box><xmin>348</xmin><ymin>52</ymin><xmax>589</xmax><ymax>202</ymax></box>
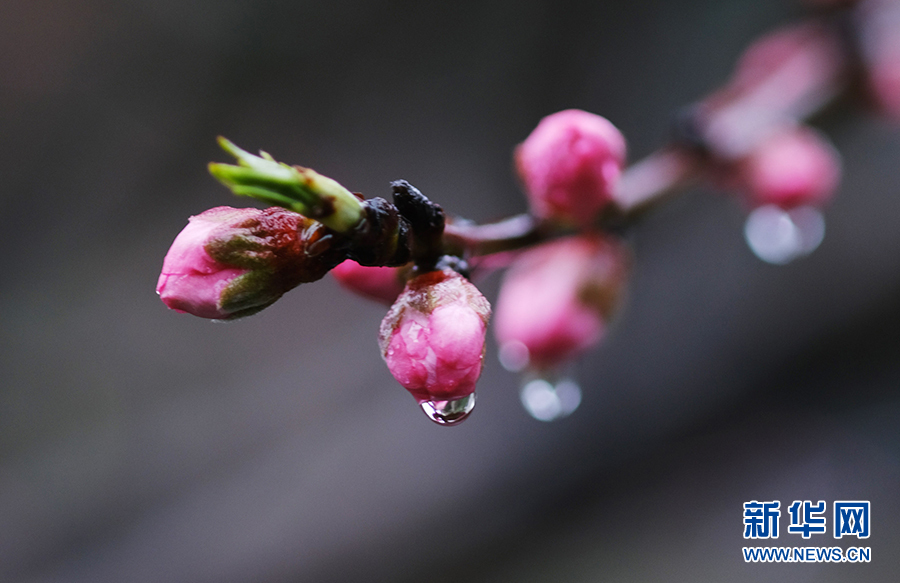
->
<box><xmin>494</xmin><ymin>235</ymin><xmax>628</xmax><ymax>370</ymax></box>
<box><xmin>516</xmin><ymin>109</ymin><xmax>626</xmax><ymax>227</ymax></box>
<box><xmin>158</xmin><ymin>206</ymin><xmax>339</xmax><ymax>320</ymax></box>
<box><xmin>331</xmin><ymin>260</ymin><xmax>408</xmax><ymax>305</ymax></box>
<box><xmin>379</xmin><ymin>270</ymin><xmax>491</xmax><ymax>403</ymax></box>
<box><xmin>738</xmin><ymin>126</ymin><xmax>840</xmax><ymax>209</ymax></box>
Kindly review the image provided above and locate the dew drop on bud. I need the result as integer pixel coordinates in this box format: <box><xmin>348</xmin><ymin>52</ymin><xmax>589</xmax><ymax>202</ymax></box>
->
<box><xmin>743</xmin><ymin>204</ymin><xmax>825</xmax><ymax>265</ymax></box>
<box><xmin>520</xmin><ymin>376</ymin><xmax>582</xmax><ymax>422</ymax></box>
<box><xmin>419</xmin><ymin>393</ymin><xmax>476</xmax><ymax>426</ymax></box>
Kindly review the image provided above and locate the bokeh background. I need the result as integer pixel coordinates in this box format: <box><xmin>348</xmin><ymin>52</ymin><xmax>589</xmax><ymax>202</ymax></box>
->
<box><xmin>2</xmin><ymin>0</ymin><xmax>900</xmax><ymax>581</ymax></box>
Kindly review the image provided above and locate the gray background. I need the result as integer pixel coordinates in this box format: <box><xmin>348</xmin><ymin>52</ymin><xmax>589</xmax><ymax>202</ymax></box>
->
<box><xmin>1</xmin><ymin>0</ymin><xmax>899</xmax><ymax>581</ymax></box>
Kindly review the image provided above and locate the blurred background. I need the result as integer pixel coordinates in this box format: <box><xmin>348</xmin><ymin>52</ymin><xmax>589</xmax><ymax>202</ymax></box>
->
<box><xmin>2</xmin><ymin>0</ymin><xmax>900</xmax><ymax>581</ymax></box>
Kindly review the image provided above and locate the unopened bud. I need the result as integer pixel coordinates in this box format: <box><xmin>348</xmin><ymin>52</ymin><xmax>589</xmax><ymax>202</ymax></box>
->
<box><xmin>157</xmin><ymin>206</ymin><xmax>342</xmax><ymax>320</ymax></box>
<box><xmin>857</xmin><ymin>0</ymin><xmax>900</xmax><ymax>120</ymax></box>
<box><xmin>730</xmin><ymin>23</ymin><xmax>835</xmax><ymax>95</ymax></box>
<box><xmin>331</xmin><ymin>260</ymin><xmax>409</xmax><ymax>305</ymax></box>
<box><xmin>494</xmin><ymin>235</ymin><xmax>628</xmax><ymax>371</ymax></box>
<box><xmin>736</xmin><ymin>126</ymin><xmax>840</xmax><ymax>209</ymax></box>
<box><xmin>379</xmin><ymin>270</ymin><xmax>491</xmax><ymax>405</ymax></box>
<box><xmin>516</xmin><ymin>109</ymin><xmax>626</xmax><ymax>228</ymax></box>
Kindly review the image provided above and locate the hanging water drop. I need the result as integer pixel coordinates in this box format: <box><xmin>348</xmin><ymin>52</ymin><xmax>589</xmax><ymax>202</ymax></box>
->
<box><xmin>520</xmin><ymin>375</ymin><xmax>582</xmax><ymax>422</ymax></box>
<box><xmin>743</xmin><ymin>204</ymin><xmax>825</xmax><ymax>265</ymax></box>
<box><xmin>419</xmin><ymin>393</ymin><xmax>476</xmax><ymax>425</ymax></box>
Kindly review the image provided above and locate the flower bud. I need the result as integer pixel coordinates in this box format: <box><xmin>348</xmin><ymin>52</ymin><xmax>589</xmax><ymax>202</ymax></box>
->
<box><xmin>157</xmin><ymin>206</ymin><xmax>342</xmax><ymax>320</ymax></box>
<box><xmin>331</xmin><ymin>260</ymin><xmax>409</xmax><ymax>305</ymax></box>
<box><xmin>857</xmin><ymin>0</ymin><xmax>900</xmax><ymax>120</ymax></box>
<box><xmin>516</xmin><ymin>109</ymin><xmax>626</xmax><ymax>228</ymax></box>
<box><xmin>729</xmin><ymin>23</ymin><xmax>836</xmax><ymax>96</ymax></box>
<box><xmin>695</xmin><ymin>23</ymin><xmax>843</xmax><ymax>160</ymax></box>
<box><xmin>494</xmin><ymin>235</ymin><xmax>628</xmax><ymax>371</ymax></box>
<box><xmin>379</xmin><ymin>270</ymin><xmax>491</xmax><ymax>404</ymax></box>
<box><xmin>736</xmin><ymin>126</ymin><xmax>840</xmax><ymax>209</ymax></box>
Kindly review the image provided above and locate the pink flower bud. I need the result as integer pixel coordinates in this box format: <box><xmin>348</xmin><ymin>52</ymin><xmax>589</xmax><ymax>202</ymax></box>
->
<box><xmin>857</xmin><ymin>0</ymin><xmax>900</xmax><ymax>120</ymax></box>
<box><xmin>157</xmin><ymin>206</ymin><xmax>338</xmax><ymax>319</ymax></box>
<box><xmin>330</xmin><ymin>260</ymin><xmax>408</xmax><ymax>305</ymax></box>
<box><xmin>516</xmin><ymin>109</ymin><xmax>626</xmax><ymax>228</ymax></box>
<box><xmin>696</xmin><ymin>24</ymin><xmax>842</xmax><ymax>160</ymax></box>
<box><xmin>868</xmin><ymin>58</ymin><xmax>900</xmax><ymax>119</ymax></box>
<box><xmin>379</xmin><ymin>270</ymin><xmax>491</xmax><ymax>404</ymax></box>
<box><xmin>730</xmin><ymin>24</ymin><xmax>836</xmax><ymax>95</ymax></box>
<box><xmin>494</xmin><ymin>235</ymin><xmax>628</xmax><ymax>371</ymax></box>
<box><xmin>736</xmin><ymin>126</ymin><xmax>840</xmax><ymax>209</ymax></box>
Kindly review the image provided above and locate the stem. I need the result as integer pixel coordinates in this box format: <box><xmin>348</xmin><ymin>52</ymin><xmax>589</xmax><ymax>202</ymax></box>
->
<box><xmin>612</xmin><ymin>148</ymin><xmax>703</xmax><ymax>213</ymax></box>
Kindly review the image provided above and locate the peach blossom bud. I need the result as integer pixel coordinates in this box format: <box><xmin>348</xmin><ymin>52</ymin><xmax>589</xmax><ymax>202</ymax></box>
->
<box><xmin>494</xmin><ymin>235</ymin><xmax>628</xmax><ymax>371</ymax></box>
<box><xmin>516</xmin><ymin>109</ymin><xmax>626</xmax><ymax>227</ymax></box>
<box><xmin>331</xmin><ymin>260</ymin><xmax>408</xmax><ymax>305</ymax></box>
<box><xmin>157</xmin><ymin>206</ymin><xmax>339</xmax><ymax>320</ymax></box>
<box><xmin>737</xmin><ymin>126</ymin><xmax>840</xmax><ymax>209</ymax></box>
<box><xmin>695</xmin><ymin>23</ymin><xmax>843</xmax><ymax>160</ymax></box>
<box><xmin>857</xmin><ymin>0</ymin><xmax>900</xmax><ymax>120</ymax></box>
<box><xmin>730</xmin><ymin>23</ymin><xmax>834</xmax><ymax>94</ymax></box>
<box><xmin>379</xmin><ymin>270</ymin><xmax>491</xmax><ymax>406</ymax></box>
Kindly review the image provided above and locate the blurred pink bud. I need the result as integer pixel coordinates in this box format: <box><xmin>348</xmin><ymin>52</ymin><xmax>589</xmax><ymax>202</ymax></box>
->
<box><xmin>730</xmin><ymin>23</ymin><xmax>837</xmax><ymax>94</ymax></box>
<box><xmin>331</xmin><ymin>260</ymin><xmax>408</xmax><ymax>305</ymax></box>
<box><xmin>516</xmin><ymin>109</ymin><xmax>626</xmax><ymax>228</ymax></box>
<box><xmin>737</xmin><ymin>126</ymin><xmax>840</xmax><ymax>209</ymax></box>
<box><xmin>857</xmin><ymin>0</ymin><xmax>900</xmax><ymax>119</ymax></box>
<box><xmin>379</xmin><ymin>270</ymin><xmax>491</xmax><ymax>403</ymax></box>
<box><xmin>158</xmin><ymin>206</ymin><xmax>336</xmax><ymax>320</ymax></box>
<box><xmin>494</xmin><ymin>235</ymin><xmax>628</xmax><ymax>371</ymax></box>
<box><xmin>868</xmin><ymin>59</ymin><xmax>900</xmax><ymax>119</ymax></box>
<box><xmin>695</xmin><ymin>23</ymin><xmax>842</xmax><ymax>160</ymax></box>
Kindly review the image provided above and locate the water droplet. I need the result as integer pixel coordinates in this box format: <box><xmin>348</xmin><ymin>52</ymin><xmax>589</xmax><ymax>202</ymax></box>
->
<box><xmin>520</xmin><ymin>375</ymin><xmax>582</xmax><ymax>422</ymax></box>
<box><xmin>498</xmin><ymin>341</ymin><xmax>530</xmax><ymax>372</ymax></box>
<box><xmin>788</xmin><ymin>206</ymin><xmax>826</xmax><ymax>255</ymax></box>
<box><xmin>744</xmin><ymin>204</ymin><xmax>825</xmax><ymax>265</ymax></box>
<box><xmin>420</xmin><ymin>393</ymin><xmax>476</xmax><ymax>426</ymax></box>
